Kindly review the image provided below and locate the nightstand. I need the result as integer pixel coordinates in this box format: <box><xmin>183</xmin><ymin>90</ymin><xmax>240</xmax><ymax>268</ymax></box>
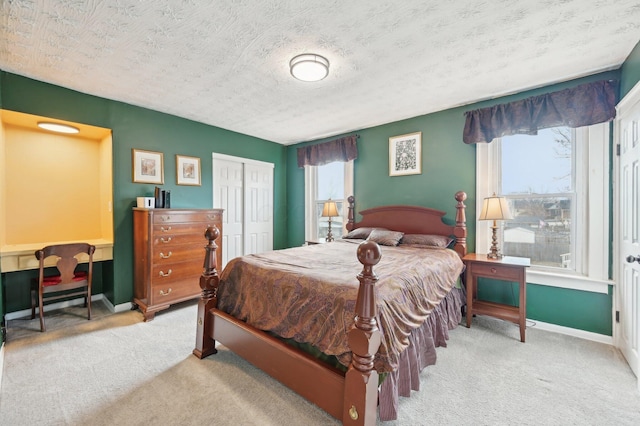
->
<box><xmin>463</xmin><ymin>253</ymin><xmax>530</xmax><ymax>342</ymax></box>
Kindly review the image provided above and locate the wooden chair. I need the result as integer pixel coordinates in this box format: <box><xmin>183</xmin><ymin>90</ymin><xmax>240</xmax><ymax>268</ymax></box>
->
<box><xmin>30</xmin><ymin>243</ymin><xmax>96</xmax><ymax>332</ymax></box>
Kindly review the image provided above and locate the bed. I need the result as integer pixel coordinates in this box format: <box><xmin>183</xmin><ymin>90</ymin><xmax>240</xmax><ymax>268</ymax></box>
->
<box><xmin>193</xmin><ymin>191</ymin><xmax>468</xmax><ymax>425</ymax></box>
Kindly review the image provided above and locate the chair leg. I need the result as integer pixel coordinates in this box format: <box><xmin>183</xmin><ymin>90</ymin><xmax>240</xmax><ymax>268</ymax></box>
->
<box><xmin>87</xmin><ymin>293</ymin><xmax>92</xmax><ymax>321</ymax></box>
<box><xmin>31</xmin><ymin>287</ymin><xmax>36</xmax><ymax>320</ymax></box>
<box><xmin>39</xmin><ymin>293</ymin><xmax>46</xmax><ymax>332</ymax></box>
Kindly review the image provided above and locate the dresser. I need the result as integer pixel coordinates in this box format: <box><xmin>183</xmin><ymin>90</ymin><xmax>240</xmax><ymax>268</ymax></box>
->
<box><xmin>133</xmin><ymin>208</ymin><xmax>223</xmax><ymax>321</ymax></box>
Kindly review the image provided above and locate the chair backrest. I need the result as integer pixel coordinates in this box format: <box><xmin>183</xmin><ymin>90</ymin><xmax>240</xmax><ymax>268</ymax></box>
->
<box><xmin>35</xmin><ymin>243</ymin><xmax>96</xmax><ymax>285</ymax></box>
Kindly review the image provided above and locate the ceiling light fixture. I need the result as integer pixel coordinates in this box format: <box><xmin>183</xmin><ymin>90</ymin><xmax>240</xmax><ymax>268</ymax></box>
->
<box><xmin>37</xmin><ymin>121</ymin><xmax>80</xmax><ymax>134</ymax></box>
<box><xmin>290</xmin><ymin>53</ymin><xmax>329</xmax><ymax>82</ymax></box>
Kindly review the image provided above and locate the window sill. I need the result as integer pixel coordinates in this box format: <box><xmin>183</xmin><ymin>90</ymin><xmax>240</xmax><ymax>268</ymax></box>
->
<box><xmin>526</xmin><ymin>269</ymin><xmax>612</xmax><ymax>294</ymax></box>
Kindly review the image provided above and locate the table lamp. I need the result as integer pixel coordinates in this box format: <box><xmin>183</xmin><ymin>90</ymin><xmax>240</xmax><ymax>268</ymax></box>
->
<box><xmin>321</xmin><ymin>200</ymin><xmax>339</xmax><ymax>242</ymax></box>
<box><xmin>479</xmin><ymin>193</ymin><xmax>513</xmax><ymax>259</ymax></box>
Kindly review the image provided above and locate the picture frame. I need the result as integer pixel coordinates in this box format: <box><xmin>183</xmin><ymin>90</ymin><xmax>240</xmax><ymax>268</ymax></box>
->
<box><xmin>389</xmin><ymin>131</ymin><xmax>422</xmax><ymax>176</ymax></box>
<box><xmin>176</xmin><ymin>154</ymin><xmax>201</xmax><ymax>186</ymax></box>
<box><xmin>132</xmin><ymin>149</ymin><xmax>164</xmax><ymax>184</ymax></box>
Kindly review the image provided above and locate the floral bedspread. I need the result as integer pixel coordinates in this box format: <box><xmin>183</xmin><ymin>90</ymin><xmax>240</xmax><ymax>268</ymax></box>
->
<box><xmin>217</xmin><ymin>239</ymin><xmax>464</xmax><ymax>373</ymax></box>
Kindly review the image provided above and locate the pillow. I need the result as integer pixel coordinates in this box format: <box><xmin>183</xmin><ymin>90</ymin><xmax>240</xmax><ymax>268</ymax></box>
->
<box><xmin>366</xmin><ymin>229</ymin><xmax>404</xmax><ymax>246</ymax></box>
<box><xmin>343</xmin><ymin>227</ymin><xmax>375</xmax><ymax>239</ymax></box>
<box><xmin>401</xmin><ymin>234</ymin><xmax>453</xmax><ymax>248</ymax></box>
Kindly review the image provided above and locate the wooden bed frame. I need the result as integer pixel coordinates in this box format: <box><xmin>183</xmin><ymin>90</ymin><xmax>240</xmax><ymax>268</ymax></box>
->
<box><xmin>193</xmin><ymin>191</ymin><xmax>467</xmax><ymax>425</ymax></box>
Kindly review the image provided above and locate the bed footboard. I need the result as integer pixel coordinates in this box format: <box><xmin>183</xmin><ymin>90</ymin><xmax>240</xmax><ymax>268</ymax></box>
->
<box><xmin>193</xmin><ymin>226</ymin><xmax>384</xmax><ymax>425</ymax></box>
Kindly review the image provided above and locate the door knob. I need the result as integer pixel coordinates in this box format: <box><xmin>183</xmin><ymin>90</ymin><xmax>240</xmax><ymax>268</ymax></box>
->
<box><xmin>626</xmin><ymin>255</ymin><xmax>640</xmax><ymax>264</ymax></box>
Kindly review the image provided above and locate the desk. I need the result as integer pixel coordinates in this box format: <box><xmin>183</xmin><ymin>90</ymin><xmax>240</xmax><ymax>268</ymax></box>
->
<box><xmin>463</xmin><ymin>253</ymin><xmax>530</xmax><ymax>342</ymax></box>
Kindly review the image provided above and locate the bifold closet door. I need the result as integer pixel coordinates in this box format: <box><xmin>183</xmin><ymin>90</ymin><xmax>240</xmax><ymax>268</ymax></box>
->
<box><xmin>243</xmin><ymin>162</ymin><xmax>273</xmax><ymax>255</ymax></box>
<box><xmin>213</xmin><ymin>154</ymin><xmax>273</xmax><ymax>270</ymax></box>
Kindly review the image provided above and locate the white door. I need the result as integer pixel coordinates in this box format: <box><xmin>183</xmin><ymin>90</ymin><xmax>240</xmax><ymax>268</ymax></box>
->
<box><xmin>212</xmin><ymin>154</ymin><xmax>274</xmax><ymax>268</ymax></box>
<box><xmin>244</xmin><ymin>162</ymin><xmax>274</xmax><ymax>255</ymax></box>
<box><xmin>616</xmin><ymin>81</ymin><xmax>640</xmax><ymax>390</ymax></box>
<box><xmin>212</xmin><ymin>157</ymin><xmax>244</xmax><ymax>268</ymax></box>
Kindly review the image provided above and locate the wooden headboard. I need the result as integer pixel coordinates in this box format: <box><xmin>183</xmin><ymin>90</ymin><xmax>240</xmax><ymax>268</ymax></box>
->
<box><xmin>346</xmin><ymin>191</ymin><xmax>467</xmax><ymax>257</ymax></box>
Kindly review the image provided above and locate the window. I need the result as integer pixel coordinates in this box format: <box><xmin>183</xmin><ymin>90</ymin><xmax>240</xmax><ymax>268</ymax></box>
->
<box><xmin>305</xmin><ymin>161</ymin><xmax>353</xmax><ymax>242</ymax></box>
<box><xmin>476</xmin><ymin>123</ymin><xmax>610</xmax><ymax>292</ymax></box>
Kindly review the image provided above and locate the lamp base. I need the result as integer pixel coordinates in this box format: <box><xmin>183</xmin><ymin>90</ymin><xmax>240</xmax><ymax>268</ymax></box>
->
<box><xmin>487</xmin><ymin>251</ymin><xmax>503</xmax><ymax>259</ymax></box>
<box><xmin>488</xmin><ymin>221</ymin><xmax>503</xmax><ymax>259</ymax></box>
<box><xmin>325</xmin><ymin>218</ymin><xmax>334</xmax><ymax>242</ymax></box>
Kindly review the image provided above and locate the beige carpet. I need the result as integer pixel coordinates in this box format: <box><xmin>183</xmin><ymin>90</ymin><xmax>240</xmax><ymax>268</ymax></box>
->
<box><xmin>1</xmin><ymin>300</ymin><xmax>639</xmax><ymax>425</ymax></box>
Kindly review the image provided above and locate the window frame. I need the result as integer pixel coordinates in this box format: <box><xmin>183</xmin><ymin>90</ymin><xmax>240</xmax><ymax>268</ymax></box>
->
<box><xmin>476</xmin><ymin>123</ymin><xmax>611</xmax><ymax>293</ymax></box>
<box><xmin>304</xmin><ymin>160</ymin><xmax>354</xmax><ymax>242</ymax></box>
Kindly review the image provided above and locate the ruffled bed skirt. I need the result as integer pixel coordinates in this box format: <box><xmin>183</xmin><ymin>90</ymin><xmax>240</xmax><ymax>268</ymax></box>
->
<box><xmin>378</xmin><ymin>286</ymin><xmax>466</xmax><ymax>421</ymax></box>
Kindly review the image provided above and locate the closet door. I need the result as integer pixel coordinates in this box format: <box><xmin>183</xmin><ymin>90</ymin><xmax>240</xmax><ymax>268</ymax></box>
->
<box><xmin>244</xmin><ymin>162</ymin><xmax>274</xmax><ymax>255</ymax></box>
<box><xmin>212</xmin><ymin>157</ymin><xmax>244</xmax><ymax>268</ymax></box>
<box><xmin>213</xmin><ymin>154</ymin><xmax>274</xmax><ymax>269</ymax></box>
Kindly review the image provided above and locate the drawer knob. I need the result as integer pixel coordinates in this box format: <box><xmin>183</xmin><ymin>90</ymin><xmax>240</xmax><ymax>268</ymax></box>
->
<box><xmin>159</xmin><ymin>269</ymin><xmax>172</xmax><ymax>277</ymax></box>
<box><xmin>160</xmin><ymin>216</ymin><xmax>171</xmax><ymax>222</ymax></box>
<box><xmin>160</xmin><ymin>237</ymin><xmax>172</xmax><ymax>243</ymax></box>
<box><xmin>491</xmin><ymin>267</ymin><xmax>497</xmax><ymax>274</ymax></box>
<box><xmin>160</xmin><ymin>226</ymin><xmax>172</xmax><ymax>232</ymax></box>
<box><xmin>207</xmin><ymin>214</ymin><xmax>217</xmax><ymax>220</ymax></box>
<box><xmin>159</xmin><ymin>288</ymin><xmax>172</xmax><ymax>296</ymax></box>
<box><xmin>160</xmin><ymin>251</ymin><xmax>172</xmax><ymax>259</ymax></box>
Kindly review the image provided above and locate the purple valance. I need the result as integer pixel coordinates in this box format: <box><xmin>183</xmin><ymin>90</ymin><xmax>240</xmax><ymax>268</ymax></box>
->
<box><xmin>463</xmin><ymin>80</ymin><xmax>618</xmax><ymax>144</ymax></box>
<box><xmin>297</xmin><ymin>135</ymin><xmax>358</xmax><ymax>168</ymax></box>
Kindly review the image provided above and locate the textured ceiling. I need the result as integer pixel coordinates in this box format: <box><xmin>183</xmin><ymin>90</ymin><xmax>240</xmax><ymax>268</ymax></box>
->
<box><xmin>1</xmin><ymin>1</ymin><xmax>640</xmax><ymax>145</ymax></box>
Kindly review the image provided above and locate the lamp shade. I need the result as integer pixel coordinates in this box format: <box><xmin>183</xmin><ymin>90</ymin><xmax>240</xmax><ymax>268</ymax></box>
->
<box><xmin>290</xmin><ymin>54</ymin><xmax>329</xmax><ymax>82</ymax></box>
<box><xmin>479</xmin><ymin>195</ymin><xmax>513</xmax><ymax>221</ymax></box>
<box><xmin>321</xmin><ymin>200</ymin><xmax>339</xmax><ymax>217</ymax></box>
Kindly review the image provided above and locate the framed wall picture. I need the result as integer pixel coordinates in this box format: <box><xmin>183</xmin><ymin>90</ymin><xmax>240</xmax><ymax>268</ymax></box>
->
<box><xmin>132</xmin><ymin>149</ymin><xmax>164</xmax><ymax>184</ymax></box>
<box><xmin>389</xmin><ymin>132</ymin><xmax>422</xmax><ymax>176</ymax></box>
<box><xmin>176</xmin><ymin>154</ymin><xmax>201</xmax><ymax>186</ymax></box>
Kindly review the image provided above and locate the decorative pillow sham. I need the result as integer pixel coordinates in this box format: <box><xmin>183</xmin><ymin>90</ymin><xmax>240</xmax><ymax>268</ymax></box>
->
<box><xmin>343</xmin><ymin>227</ymin><xmax>375</xmax><ymax>239</ymax></box>
<box><xmin>366</xmin><ymin>229</ymin><xmax>404</xmax><ymax>246</ymax></box>
<box><xmin>400</xmin><ymin>234</ymin><xmax>453</xmax><ymax>248</ymax></box>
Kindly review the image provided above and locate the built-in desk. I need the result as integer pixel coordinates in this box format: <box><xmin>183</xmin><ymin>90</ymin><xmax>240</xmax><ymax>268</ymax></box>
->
<box><xmin>0</xmin><ymin>239</ymin><xmax>113</xmax><ymax>272</ymax></box>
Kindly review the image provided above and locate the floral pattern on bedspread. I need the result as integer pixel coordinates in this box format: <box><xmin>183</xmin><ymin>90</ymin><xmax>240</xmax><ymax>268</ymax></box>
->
<box><xmin>217</xmin><ymin>239</ymin><xmax>463</xmax><ymax>373</ymax></box>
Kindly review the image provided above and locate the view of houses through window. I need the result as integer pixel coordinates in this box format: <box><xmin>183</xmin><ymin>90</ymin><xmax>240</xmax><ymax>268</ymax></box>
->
<box><xmin>500</xmin><ymin>127</ymin><xmax>575</xmax><ymax>270</ymax></box>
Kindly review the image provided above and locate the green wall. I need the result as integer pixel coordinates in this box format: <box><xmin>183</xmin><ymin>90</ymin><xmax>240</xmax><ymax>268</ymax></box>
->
<box><xmin>286</xmin><ymin>70</ymin><xmax>622</xmax><ymax>336</ymax></box>
<box><xmin>0</xmin><ymin>72</ymin><xmax>287</xmax><ymax>315</ymax></box>
<box><xmin>621</xmin><ymin>40</ymin><xmax>640</xmax><ymax>98</ymax></box>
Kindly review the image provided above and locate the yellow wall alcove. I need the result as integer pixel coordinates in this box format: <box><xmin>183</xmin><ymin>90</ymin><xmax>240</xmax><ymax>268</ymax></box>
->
<box><xmin>0</xmin><ymin>109</ymin><xmax>114</xmax><ymax>271</ymax></box>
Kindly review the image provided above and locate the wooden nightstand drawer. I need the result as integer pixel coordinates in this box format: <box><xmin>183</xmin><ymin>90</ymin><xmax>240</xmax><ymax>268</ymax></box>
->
<box><xmin>469</xmin><ymin>262</ymin><xmax>522</xmax><ymax>281</ymax></box>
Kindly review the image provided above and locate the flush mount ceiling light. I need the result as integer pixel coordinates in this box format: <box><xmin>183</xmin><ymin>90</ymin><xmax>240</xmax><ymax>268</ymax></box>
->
<box><xmin>37</xmin><ymin>121</ymin><xmax>80</xmax><ymax>134</ymax></box>
<box><xmin>290</xmin><ymin>53</ymin><xmax>329</xmax><ymax>82</ymax></box>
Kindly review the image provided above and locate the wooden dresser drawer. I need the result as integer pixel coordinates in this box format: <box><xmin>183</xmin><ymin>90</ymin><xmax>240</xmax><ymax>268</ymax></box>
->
<box><xmin>149</xmin><ymin>277</ymin><xmax>201</xmax><ymax>305</ymax></box>
<box><xmin>470</xmin><ymin>262</ymin><xmax>522</xmax><ymax>281</ymax></box>
<box><xmin>153</xmin><ymin>223</ymin><xmax>211</xmax><ymax>235</ymax></box>
<box><xmin>152</xmin><ymin>210</ymin><xmax>222</xmax><ymax>224</ymax></box>
<box><xmin>152</xmin><ymin>245</ymin><xmax>204</xmax><ymax>264</ymax></box>
<box><xmin>153</xmin><ymin>233</ymin><xmax>208</xmax><ymax>246</ymax></box>
<box><xmin>151</xmin><ymin>261</ymin><xmax>203</xmax><ymax>284</ymax></box>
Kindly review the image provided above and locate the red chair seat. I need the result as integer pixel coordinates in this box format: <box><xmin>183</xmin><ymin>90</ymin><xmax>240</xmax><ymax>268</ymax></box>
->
<box><xmin>42</xmin><ymin>271</ymin><xmax>88</xmax><ymax>287</ymax></box>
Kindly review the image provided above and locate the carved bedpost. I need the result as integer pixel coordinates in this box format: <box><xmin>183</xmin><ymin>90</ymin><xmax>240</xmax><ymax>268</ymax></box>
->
<box><xmin>346</xmin><ymin>195</ymin><xmax>355</xmax><ymax>231</ymax></box>
<box><xmin>343</xmin><ymin>241</ymin><xmax>382</xmax><ymax>426</ymax></box>
<box><xmin>193</xmin><ymin>226</ymin><xmax>220</xmax><ymax>359</ymax></box>
<box><xmin>453</xmin><ymin>191</ymin><xmax>468</xmax><ymax>257</ymax></box>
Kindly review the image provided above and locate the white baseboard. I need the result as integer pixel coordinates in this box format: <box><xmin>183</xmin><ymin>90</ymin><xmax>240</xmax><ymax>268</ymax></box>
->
<box><xmin>528</xmin><ymin>318</ymin><xmax>613</xmax><ymax>345</ymax></box>
<box><xmin>101</xmin><ymin>296</ymin><xmax>133</xmax><ymax>313</ymax></box>
<box><xmin>3</xmin><ymin>294</ymin><xmax>133</xmax><ymax>321</ymax></box>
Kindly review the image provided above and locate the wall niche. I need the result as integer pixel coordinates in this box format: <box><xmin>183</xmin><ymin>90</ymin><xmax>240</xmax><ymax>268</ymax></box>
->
<box><xmin>0</xmin><ymin>109</ymin><xmax>113</xmax><ymax>271</ymax></box>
